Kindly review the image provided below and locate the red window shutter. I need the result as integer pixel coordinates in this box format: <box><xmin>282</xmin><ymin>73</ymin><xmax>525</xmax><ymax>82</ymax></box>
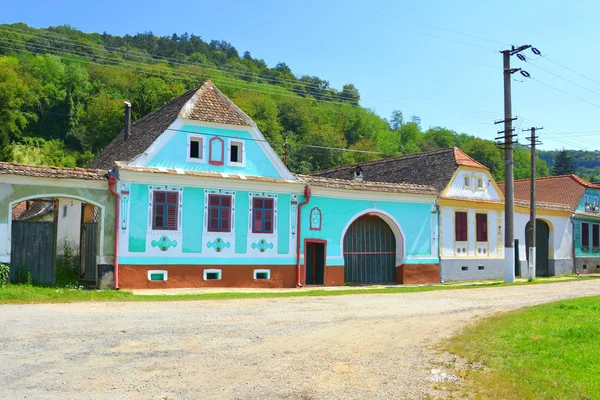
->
<box><xmin>154</xmin><ymin>192</ymin><xmax>166</xmax><ymax>203</ymax></box>
<box><xmin>582</xmin><ymin>223</ymin><xmax>590</xmax><ymax>246</ymax></box>
<box><xmin>264</xmin><ymin>220</ymin><xmax>272</xmax><ymax>232</ymax></box>
<box><xmin>222</xmin><ymin>196</ymin><xmax>231</xmax><ymax>207</ymax></box>
<box><xmin>593</xmin><ymin>224</ymin><xmax>599</xmax><ymax>247</ymax></box>
<box><xmin>154</xmin><ymin>204</ymin><xmax>165</xmax><ymax>228</ymax></box>
<box><xmin>209</xmin><ymin>195</ymin><xmax>219</xmax><ymax>206</ymax></box>
<box><xmin>167</xmin><ymin>192</ymin><xmax>178</xmax><ymax>204</ymax></box>
<box><xmin>476</xmin><ymin>214</ymin><xmax>487</xmax><ymax>242</ymax></box>
<box><xmin>455</xmin><ymin>212</ymin><xmax>467</xmax><ymax>241</ymax></box>
<box><xmin>265</xmin><ymin>199</ymin><xmax>273</xmax><ymax>209</ymax></box>
<box><xmin>167</xmin><ymin>204</ymin><xmax>177</xmax><ymax>229</ymax></box>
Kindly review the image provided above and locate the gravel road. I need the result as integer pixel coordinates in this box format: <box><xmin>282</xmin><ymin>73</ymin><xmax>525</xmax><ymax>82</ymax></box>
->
<box><xmin>1</xmin><ymin>280</ymin><xmax>599</xmax><ymax>400</ymax></box>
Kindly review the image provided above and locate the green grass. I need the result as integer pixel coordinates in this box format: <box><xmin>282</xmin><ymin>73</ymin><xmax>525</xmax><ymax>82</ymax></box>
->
<box><xmin>441</xmin><ymin>296</ymin><xmax>600</xmax><ymax>399</ymax></box>
<box><xmin>0</xmin><ymin>275</ymin><xmax>597</xmax><ymax>305</ymax></box>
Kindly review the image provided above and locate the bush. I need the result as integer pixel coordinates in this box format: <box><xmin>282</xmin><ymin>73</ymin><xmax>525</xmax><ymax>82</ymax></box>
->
<box><xmin>0</xmin><ymin>263</ymin><xmax>9</xmax><ymax>286</ymax></box>
<box><xmin>16</xmin><ymin>266</ymin><xmax>32</xmax><ymax>285</ymax></box>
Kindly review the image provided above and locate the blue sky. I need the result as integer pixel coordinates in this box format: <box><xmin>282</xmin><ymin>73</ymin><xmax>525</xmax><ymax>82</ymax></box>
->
<box><xmin>2</xmin><ymin>0</ymin><xmax>600</xmax><ymax>151</ymax></box>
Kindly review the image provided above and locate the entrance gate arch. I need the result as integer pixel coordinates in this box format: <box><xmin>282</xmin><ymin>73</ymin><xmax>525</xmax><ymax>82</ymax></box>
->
<box><xmin>343</xmin><ymin>214</ymin><xmax>398</xmax><ymax>283</ymax></box>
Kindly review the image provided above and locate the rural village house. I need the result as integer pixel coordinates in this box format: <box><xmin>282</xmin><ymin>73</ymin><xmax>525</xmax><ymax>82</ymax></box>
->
<box><xmin>504</xmin><ymin>175</ymin><xmax>600</xmax><ymax>276</ymax></box>
<box><xmin>312</xmin><ymin>148</ymin><xmax>507</xmax><ymax>281</ymax></box>
<box><xmin>86</xmin><ymin>81</ymin><xmax>440</xmax><ymax>288</ymax></box>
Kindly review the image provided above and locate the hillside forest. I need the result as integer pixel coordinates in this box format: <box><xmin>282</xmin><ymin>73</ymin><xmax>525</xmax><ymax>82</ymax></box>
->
<box><xmin>1</xmin><ymin>23</ymin><xmax>599</xmax><ymax>181</ymax></box>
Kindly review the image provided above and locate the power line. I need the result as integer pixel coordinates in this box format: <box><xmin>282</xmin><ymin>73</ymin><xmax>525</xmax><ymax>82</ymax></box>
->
<box><xmin>542</xmin><ymin>55</ymin><xmax>600</xmax><ymax>86</ymax></box>
<box><xmin>527</xmin><ymin>76</ymin><xmax>600</xmax><ymax>110</ymax></box>
<box><xmin>0</xmin><ymin>35</ymin><xmax>504</xmax><ymax>120</ymax></box>
<box><xmin>523</xmin><ymin>56</ymin><xmax>600</xmax><ymax>98</ymax></box>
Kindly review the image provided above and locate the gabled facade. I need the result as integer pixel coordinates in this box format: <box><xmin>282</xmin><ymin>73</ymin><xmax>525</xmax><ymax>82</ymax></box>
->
<box><xmin>507</xmin><ymin>175</ymin><xmax>600</xmax><ymax>276</ymax></box>
<box><xmin>313</xmin><ymin>147</ymin><xmax>507</xmax><ymax>281</ymax></box>
<box><xmin>90</xmin><ymin>82</ymin><xmax>440</xmax><ymax>288</ymax></box>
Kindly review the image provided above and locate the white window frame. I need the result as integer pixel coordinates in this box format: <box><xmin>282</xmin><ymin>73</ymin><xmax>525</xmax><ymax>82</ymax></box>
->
<box><xmin>148</xmin><ymin>270</ymin><xmax>168</xmax><ymax>281</ymax></box>
<box><xmin>227</xmin><ymin>139</ymin><xmax>246</xmax><ymax>167</ymax></box>
<box><xmin>477</xmin><ymin>177</ymin><xmax>484</xmax><ymax>189</ymax></box>
<box><xmin>148</xmin><ymin>186</ymin><xmax>183</xmax><ymax>232</ymax></box>
<box><xmin>253</xmin><ymin>269</ymin><xmax>271</xmax><ymax>280</ymax></box>
<box><xmin>204</xmin><ymin>269</ymin><xmax>222</xmax><ymax>281</ymax></box>
<box><xmin>186</xmin><ymin>133</ymin><xmax>206</xmax><ymax>163</ymax></box>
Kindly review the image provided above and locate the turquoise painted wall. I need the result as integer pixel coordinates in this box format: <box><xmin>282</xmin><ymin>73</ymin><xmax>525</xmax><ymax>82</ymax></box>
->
<box><xmin>574</xmin><ymin>188</ymin><xmax>600</xmax><ymax>257</ymax></box>
<box><xmin>124</xmin><ymin>183</ymin><xmax>436</xmax><ymax>266</ymax></box>
<box><xmin>147</xmin><ymin>125</ymin><xmax>282</xmax><ymax>178</ymax></box>
<box><xmin>299</xmin><ymin>195</ymin><xmax>435</xmax><ymax>266</ymax></box>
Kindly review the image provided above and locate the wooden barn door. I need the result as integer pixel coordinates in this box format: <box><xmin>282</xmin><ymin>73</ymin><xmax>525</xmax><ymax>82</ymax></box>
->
<box><xmin>79</xmin><ymin>204</ymin><xmax>99</xmax><ymax>282</ymax></box>
<box><xmin>343</xmin><ymin>215</ymin><xmax>396</xmax><ymax>283</ymax></box>
<box><xmin>10</xmin><ymin>221</ymin><xmax>56</xmax><ymax>284</ymax></box>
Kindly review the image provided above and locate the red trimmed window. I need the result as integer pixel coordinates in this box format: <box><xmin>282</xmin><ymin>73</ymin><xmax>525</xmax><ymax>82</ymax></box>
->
<box><xmin>252</xmin><ymin>198</ymin><xmax>274</xmax><ymax>233</ymax></box>
<box><xmin>476</xmin><ymin>213</ymin><xmax>488</xmax><ymax>242</ymax></box>
<box><xmin>455</xmin><ymin>211</ymin><xmax>468</xmax><ymax>242</ymax></box>
<box><xmin>592</xmin><ymin>224</ymin><xmax>599</xmax><ymax>248</ymax></box>
<box><xmin>209</xmin><ymin>136</ymin><xmax>225</xmax><ymax>166</ymax></box>
<box><xmin>208</xmin><ymin>195</ymin><xmax>232</xmax><ymax>232</ymax></box>
<box><xmin>153</xmin><ymin>191</ymin><xmax>178</xmax><ymax>230</ymax></box>
<box><xmin>582</xmin><ymin>223</ymin><xmax>590</xmax><ymax>246</ymax></box>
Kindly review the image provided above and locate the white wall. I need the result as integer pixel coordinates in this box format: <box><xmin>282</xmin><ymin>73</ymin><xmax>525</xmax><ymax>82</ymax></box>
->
<box><xmin>514</xmin><ymin>210</ymin><xmax>572</xmax><ymax>261</ymax></box>
<box><xmin>440</xmin><ymin>206</ymin><xmax>504</xmax><ymax>259</ymax></box>
<box><xmin>56</xmin><ymin>198</ymin><xmax>82</xmax><ymax>255</ymax></box>
<box><xmin>444</xmin><ymin>169</ymin><xmax>502</xmax><ymax>201</ymax></box>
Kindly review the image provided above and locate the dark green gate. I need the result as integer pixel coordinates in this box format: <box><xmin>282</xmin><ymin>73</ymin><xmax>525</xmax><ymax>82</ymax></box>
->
<box><xmin>305</xmin><ymin>241</ymin><xmax>325</xmax><ymax>285</ymax></box>
<box><xmin>525</xmin><ymin>219</ymin><xmax>550</xmax><ymax>277</ymax></box>
<box><xmin>80</xmin><ymin>222</ymin><xmax>98</xmax><ymax>281</ymax></box>
<box><xmin>343</xmin><ymin>215</ymin><xmax>396</xmax><ymax>283</ymax></box>
<box><xmin>10</xmin><ymin>221</ymin><xmax>56</xmax><ymax>284</ymax></box>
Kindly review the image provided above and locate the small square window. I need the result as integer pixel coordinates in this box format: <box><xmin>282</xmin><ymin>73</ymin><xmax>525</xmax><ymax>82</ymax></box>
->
<box><xmin>204</xmin><ymin>269</ymin><xmax>222</xmax><ymax>280</ymax></box>
<box><xmin>461</xmin><ymin>266</ymin><xmax>468</xmax><ymax>271</ymax></box>
<box><xmin>254</xmin><ymin>269</ymin><xmax>271</xmax><ymax>280</ymax></box>
<box><xmin>478</xmin><ymin>265</ymin><xmax>485</xmax><ymax>270</ymax></box>
<box><xmin>190</xmin><ymin>138</ymin><xmax>202</xmax><ymax>159</ymax></box>
<box><xmin>147</xmin><ymin>270</ymin><xmax>168</xmax><ymax>281</ymax></box>
<box><xmin>230</xmin><ymin>142</ymin><xmax>243</xmax><ymax>163</ymax></box>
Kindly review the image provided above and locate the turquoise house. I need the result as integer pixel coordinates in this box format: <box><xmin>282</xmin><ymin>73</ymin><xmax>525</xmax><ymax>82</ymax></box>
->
<box><xmin>573</xmin><ymin>184</ymin><xmax>600</xmax><ymax>272</ymax></box>
<box><xmin>89</xmin><ymin>82</ymin><xmax>439</xmax><ymax>288</ymax></box>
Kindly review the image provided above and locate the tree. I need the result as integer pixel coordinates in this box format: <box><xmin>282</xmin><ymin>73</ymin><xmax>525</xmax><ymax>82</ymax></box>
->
<box><xmin>462</xmin><ymin>139</ymin><xmax>503</xmax><ymax>181</ymax></box>
<box><xmin>551</xmin><ymin>149</ymin><xmax>576</xmax><ymax>176</ymax></box>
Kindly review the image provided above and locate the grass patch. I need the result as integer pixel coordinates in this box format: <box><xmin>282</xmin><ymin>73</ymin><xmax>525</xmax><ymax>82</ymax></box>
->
<box><xmin>0</xmin><ymin>275</ymin><xmax>597</xmax><ymax>305</ymax></box>
<box><xmin>441</xmin><ymin>296</ymin><xmax>600</xmax><ymax>399</ymax></box>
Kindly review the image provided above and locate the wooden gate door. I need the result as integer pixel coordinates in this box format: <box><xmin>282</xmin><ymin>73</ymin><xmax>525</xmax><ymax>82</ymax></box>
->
<box><xmin>305</xmin><ymin>241</ymin><xmax>325</xmax><ymax>285</ymax></box>
<box><xmin>343</xmin><ymin>215</ymin><xmax>396</xmax><ymax>283</ymax></box>
<box><xmin>10</xmin><ymin>221</ymin><xmax>56</xmax><ymax>284</ymax></box>
<box><xmin>80</xmin><ymin>204</ymin><xmax>98</xmax><ymax>282</ymax></box>
<box><xmin>525</xmin><ymin>219</ymin><xmax>550</xmax><ymax>277</ymax></box>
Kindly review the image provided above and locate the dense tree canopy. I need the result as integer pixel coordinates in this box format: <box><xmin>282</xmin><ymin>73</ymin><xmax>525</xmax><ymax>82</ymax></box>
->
<box><xmin>0</xmin><ymin>23</ymin><xmax>570</xmax><ymax>182</ymax></box>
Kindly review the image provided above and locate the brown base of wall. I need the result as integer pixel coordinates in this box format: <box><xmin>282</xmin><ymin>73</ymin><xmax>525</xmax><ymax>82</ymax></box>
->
<box><xmin>119</xmin><ymin>263</ymin><xmax>440</xmax><ymax>289</ymax></box>
<box><xmin>396</xmin><ymin>264</ymin><xmax>440</xmax><ymax>284</ymax></box>
<box><xmin>119</xmin><ymin>265</ymin><xmax>297</xmax><ymax>289</ymax></box>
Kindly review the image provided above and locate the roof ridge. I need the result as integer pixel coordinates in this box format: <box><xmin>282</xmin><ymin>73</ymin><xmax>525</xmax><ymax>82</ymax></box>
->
<box><xmin>129</xmin><ymin>87</ymin><xmax>197</xmax><ymax>130</ymax></box>
<box><xmin>310</xmin><ymin>147</ymin><xmax>456</xmax><ymax>175</ymax></box>
<box><xmin>0</xmin><ymin>161</ymin><xmax>106</xmax><ymax>174</ymax></box>
<box><xmin>297</xmin><ymin>174</ymin><xmax>435</xmax><ymax>189</ymax></box>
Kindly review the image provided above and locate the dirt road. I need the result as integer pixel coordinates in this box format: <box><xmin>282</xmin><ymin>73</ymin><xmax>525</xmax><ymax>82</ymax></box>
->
<box><xmin>1</xmin><ymin>280</ymin><xmax>599</xmax><ymax>399</ymax></box>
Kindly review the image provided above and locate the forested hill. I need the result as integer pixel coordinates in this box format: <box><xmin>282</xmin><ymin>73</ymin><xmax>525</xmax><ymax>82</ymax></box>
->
<box><xmin>537</xmin><ymin>150</ymin><xmax>600</xmax><ymax>182</ymax></box>
<box><xmin>0</xmin><ymin>22</ymin><xmax>557</xmax><ymax>180</ymax></box>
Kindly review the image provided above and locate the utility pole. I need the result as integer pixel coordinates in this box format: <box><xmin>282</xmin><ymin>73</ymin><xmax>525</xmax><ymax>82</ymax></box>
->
<box><xmin>524</xmin><ymin>127</ymin><xmax>542</xmax><ymax>281</ymax></box>
<box><xmin>495</xmin><ymin>44</ymin><xmax>531</xmax><ymax>283</ymax></box>
<box><xmin>284</xmin><ymin>140</ymin><xmax>289</xmax><ymax>167</ymax></box>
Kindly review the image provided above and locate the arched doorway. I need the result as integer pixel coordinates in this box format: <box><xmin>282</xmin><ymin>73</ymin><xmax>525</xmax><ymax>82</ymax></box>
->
<box><xmin>525</xmin><ymin>219</ymin><xmax>550</xmax><ymax>277</ymax></box>
<box><xmin>343</xmin><ymin>214</ymin><xmax>397</xmax><ymax>283</ymax></box>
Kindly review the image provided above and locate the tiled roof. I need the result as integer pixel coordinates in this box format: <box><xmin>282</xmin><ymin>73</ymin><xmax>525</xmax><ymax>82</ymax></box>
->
<box><xmin>180</xmin><ymin>81</ymin><xmax>253</xmax><ymax>126</ymax></box>
<box><xmin>297</xmin><ymin>175</ymin><xmax>437</xmax><ymax>195</ymax></box>
<box><xmin>88</xmin><ymin>81</ymin><xmax>255</xmax><ymax>170</ymax></box>
<box><xmin>514</xmin><ymin>199</ymin><xmax>573</xmax><ymax>212</ymax></box>
<box><xmin>454</xmin><ymin>147</ymin><xmax>487</xmax><ymax>169</ymax></box>
<box><xmin>499</xmin><ymin>175</ymin><xmax>594</xmax><ymax>211</ymax></box>
<box><xmin>311</xmin><ymin>147</ymin><xmax>486</xmax><ymax>192</ymax></box>
<box><xmin>0</xmin><ymin>162</ymin><xmax>106</xmax><ymax>180</ymax></box>
<box><xmin>117</xmin><ymin>164</ymin><xmax>437</xmax><ymax>195</ymax></box>
<box><xmin>16</xmin><ymin>200</ymin><xmax>54</xmax><ymax>221</ymax></box>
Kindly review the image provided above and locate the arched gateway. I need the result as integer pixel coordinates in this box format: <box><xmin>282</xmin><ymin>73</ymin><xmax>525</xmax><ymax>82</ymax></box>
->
<box><xmin>343</xmin><ymin>214</ymin><xmax>398</xmax><ymax>283</ymax></box>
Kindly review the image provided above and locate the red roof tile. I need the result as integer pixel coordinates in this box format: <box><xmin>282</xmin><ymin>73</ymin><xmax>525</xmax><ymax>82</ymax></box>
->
<box><xmin>499</xmin><ymin>175</ymin><xmax>594</xmax><ymax>211</ymax></box>
<box><xmin>453</xmin><ymin>147</ymin><xmax>488</xmax><ymax>169</ymax></box>
<box><xmin>180</xmin><ymin>81</ymin><xmax>253</xmax><ymax>126</ymax></box>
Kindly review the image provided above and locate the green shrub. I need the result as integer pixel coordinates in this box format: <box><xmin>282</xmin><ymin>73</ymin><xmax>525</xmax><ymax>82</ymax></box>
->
<box><xmin>0</xmin><ymin>263</ymin><xmax>9</xmax><ymax>286</ymax></box>
<box><xmin>16</xmin><ymin>266</ymin><xmax>32</xmax><ymax>285</ymax></box>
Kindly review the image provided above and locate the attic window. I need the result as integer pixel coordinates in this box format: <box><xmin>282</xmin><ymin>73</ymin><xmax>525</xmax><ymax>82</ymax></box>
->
<box><xmin>187</xmin><ymin>134</ymin><xmax>205</xmax><ymax>163</ymax></box>
<box><xmin>190</xmin><ymin>138</ymin><xmax>202</xmax><ymax>159</ymax></box>
<box><xmin>477</xmin><ymin>178</ymin><xmax>484</xmax><ymax>189</ymax></box>
<box><xmin>464</xmin><ymin>176</ymin><xmax>471</xmax><ymax>188</ymax></box>
<box><xmin>230</xmin><ymin>141</ymin><xmax>243</xmax><ymax>164</ymax></box>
